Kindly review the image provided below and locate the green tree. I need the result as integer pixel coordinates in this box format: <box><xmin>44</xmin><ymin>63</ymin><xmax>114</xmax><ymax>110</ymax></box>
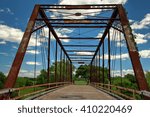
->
<box><xmin>0</xmin><ymin>71</ymin><xmax>6</xmax><ymax>89</ymax></box>
<box><xmin>36</xmin><ymin>60</ymin><xmax>75</xmax><ymax>84</ymax></box>
<box><xmin>145</xmin><ymin>71</ymin><xmax>150</xmax><ymax>88</ymax></box>
<box><xmin>146</xmin><ymin>71</ymin><xmax>150</xmax><ymax>79</ymax></box>
<box><xmin>36</xmin><ymin>69</ymin><xmax>47</xmax><ymax>84</ymax></box>
<box><xmin>75</xmin><ymin>65</ymin><xmax>90</xmax><ymax>79</ymax></box>
<box><xmin>25</xmin><ymin>79</ymin><xmax>33</xmax><ymax>86</ymax></box>
<box><xmin>124</xmin><ymin>74</ymin><xmax>136</xmax><ymax>83</ymax></box>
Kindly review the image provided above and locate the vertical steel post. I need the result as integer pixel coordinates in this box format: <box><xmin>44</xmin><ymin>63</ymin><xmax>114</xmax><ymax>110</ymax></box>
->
<box><xmin>68</xmin><ymin>61</ymin><xmax>70</xmax><ymax>82</ymax></box>
<box><xmin>96</xmin><ymin>55</ymin><xmax>98</xmax><ymax>82</ymax></box>
<box><xmin>102</xmin><ymin>42</ymin><xmax>105</xmax><ymax>85</ymax></box>
<box><xmin>55</xmin><ymin>41</ymin><xmax>58</xmax><ymax>82</ymax></box>
<box><xmin>90</xmin><ymin>63</ymin><xmax>92</xmax><ymax>83</ymax></box>
<box><xmin>117</xmin><ymin>5</ymin><xmax>149</xmax><ymax>91</ymax></box>
<box><xmin>108</xmin><ymin>30</ymin><xmax>111</xmax><ymax>85</ymax></box>
<box><xmin>60</xmin><ymin>48</ymin><xmax>62</xmax><ymax>82</ymax></box>
<box><xmin>4</xmin><ymin>5</ymin><xmax>40</xmax><ymax>88</ymax></box>
<box><xmin>70</xmin><ymin>62</ymin><xmax>73</xmax><ymax>83</ymax></box>
<box><xmin>66</xmin><ymin>57</ymin><xmax>68</xmax><ymax>81</ymax></box>
<box><xmin>47</xmin><ymin>28</ymin><xmax>51</xmax><ymax>84</ymax></box>
<box><xmin>99</xmin><ymin>49</ymin><xmax>101</xmax><ymax>83</ymax></box>
<box><xmin>63</xmin><ymin>53</ymin><xmax>65</xmax><ymax>82</ymax></box>
<box><xmin>93</xmin><ymin>59</ymin><xmax>95</xmax><ymax>82</ymax></box>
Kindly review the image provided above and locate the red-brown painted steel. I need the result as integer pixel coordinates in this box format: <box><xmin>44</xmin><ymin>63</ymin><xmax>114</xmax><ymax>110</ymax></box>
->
<box><xmin>117</xmin><ymin>5</ymin><xmax>149</xmax><ymax>91</ymax></box>
<box><xmin>4</xmin><ymin>5</ymin><xmax>40</xmax><ymax>88</ymax></box>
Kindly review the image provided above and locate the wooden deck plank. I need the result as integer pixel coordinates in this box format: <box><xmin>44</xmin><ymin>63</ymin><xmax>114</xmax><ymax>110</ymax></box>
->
<box><xmin>34</xmin><ymin>85</ymin><xmax>116</xmax><ymax>100</ymax></box>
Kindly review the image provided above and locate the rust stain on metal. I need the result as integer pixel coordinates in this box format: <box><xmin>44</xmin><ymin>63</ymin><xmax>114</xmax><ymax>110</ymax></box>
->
<box><xmin>64</xmin><ymin>19</ymin><xmax>91</xmax><ymax>23</ymax></box>
<box><xmin>66</xmin><ymin>5</ymin><xmax>91</xmax><ymax>9</ymax></box>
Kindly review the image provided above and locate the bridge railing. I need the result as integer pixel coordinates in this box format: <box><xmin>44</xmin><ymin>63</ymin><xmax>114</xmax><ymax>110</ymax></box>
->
<box><xmin>0</xmin><ymin>82</ymin><xmax>71</xmax><ymax>100</ymax></box>
<box><xmin>91</xmin><ymin>82</ymin><xmax>150</xmax><ymax>100</ymax></box>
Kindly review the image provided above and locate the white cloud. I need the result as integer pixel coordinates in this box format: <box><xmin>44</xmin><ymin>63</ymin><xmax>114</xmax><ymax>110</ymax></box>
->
<box><xmin>0</xmin><ymin>9</ymin><xmax>4</xmax><ymax>12</ymax></box>
<box><xmin>0</xmin><ymin>24</ymin><xmax>41</xmax><ymax>46</ymax></box>
<box><xmin>18</xmin><ymin>69</ymin><xmax>41</xmax><ymax>78</ymax></box>
<box><xmin>12</xmin><ymin>46</ymin><xmax>18</xmax><ymax>49</ymax></box>
<box><xmin>112</xmin><ymin>69</ymin><xmax>134</xmax><ymax>77</ymax></box>
<box><xmin>59</xmin><ymin>0</ymin><xmax>127</xmax><ymax>5</ymax></box>
<box><xmin>116</xmin><ymin>42</ymin><xmax>126</xmax><ymax>47</ymax></box>
<box><xmin>43</xmin><ymin>27</ymin><xmax>73</xmax><ymax>42</ymax></box>
<box><xmin>26</xmin><ymin>50</ymin><xmax>40</xmax><ymax>54</ymax></box>
<box><xmin>6</xmin><ymin>8</ymin><xmax>14</xmax><ymax>15</ymax></box>
<box><xmin>26</xmin><ymin>61</ymin><xmax>41</xmax><ymax>66</ymax></box>
<box><xmin>96</xmin><ymin>32</ymin><xmax>103</xmax><ymax>38</ymax></box>
<box><xmin>0</xmin><ymin>8</ymin><xmax>14</xmax><ymax>15</ymax></box>
<box><xmin>131</xmin><ymin>13</ymin><xmax>150</xmax><ymax>30</ymax></box>
<box><xmin>129</xmin><ymin>19</ymin><xmax>134</xmax><ymax>23</ymax></box>
<box><xmin>145</xmin><ymin>33</ymin><xmax>150</xmax><ymax>38</ymax></box>
<box><xmin>4</xmin><ymin>65</ymin><xmax>11</xmax><ymax>68</ymax></box>
<box><xmin>0</xmin><ymin>52</ymin><xmax>8</xmax><ymax>56</ymax></box>
<box><xmin>96</xmin><ymin>49</ymin><xmax>150</xmax><ymax>60</ymax></box>
<box><xmin>0</xmin><ymin>40</ymin><xmax>6</xmax><ymax>44</ymax></box>
<box><xmin>96</xmin><ymin>53</ymin><xmax>128</xmax><ymax>60</ymax></box>
<box><xmin>133</xmin><ymin>32</ymin><xmax>148</xmax><ymax>44</ymax></box>
<box><xmin>75</xmin><ymin>52</ymin><xmax>94</xmax><ymax>55</ymax></box>
<box><xmin>139</xmin><ymin>49</ymin><xmax>150</xmax><ymax>58</ymax></box>
<box><xmin>97</xmin><ymin>28</ymin><xmax>149</xmax><ymax>45</ymax></box>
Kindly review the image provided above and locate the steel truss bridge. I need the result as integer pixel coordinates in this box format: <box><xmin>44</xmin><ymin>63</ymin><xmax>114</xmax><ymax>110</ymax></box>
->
<box><xmin>0</xmin><ymin>4</ymin><xmax>150</xmax><ymax>100</ymax></box>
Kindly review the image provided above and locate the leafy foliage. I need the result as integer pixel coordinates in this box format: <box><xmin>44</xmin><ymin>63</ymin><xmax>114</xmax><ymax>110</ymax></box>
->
<box><xmin>75</xmin><ymin>65</ymin><xmax>90</xmax><ymax>79</ymax></box>
<box><xmin>0</xmin><ymin>71</ymin><xmax>6</xmax><ymax>88</ymax></box>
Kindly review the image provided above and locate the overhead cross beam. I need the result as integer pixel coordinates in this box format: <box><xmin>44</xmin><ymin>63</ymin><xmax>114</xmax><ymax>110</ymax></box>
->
<box><xmin>63</xmin><ymin>45</ymin><xmax>98</xmax><ymax>47</ymax></box>
<box><xmin>36</xmin><ymin>18</ymin><xmax>120</xmax><ymax>21</ymax></box>
<box><xmin>40</xmin><ymin>4</ymin><xmax>117</xmax><ymax>9</ymax></box>
<box><xmin>66</xmin><ymin>50</ymin><xmax>96</xmax><ymax>52</ymax></box>
<box><xmin>59</xmin><ymin>37</ymin><xmax>101</xmax><ymax>40</ymax></box>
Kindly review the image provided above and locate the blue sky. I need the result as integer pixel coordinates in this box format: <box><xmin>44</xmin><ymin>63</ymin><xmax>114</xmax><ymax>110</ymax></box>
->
<box><xmin>0</xmin><ymin>0</ymin><xmax>150</xmax><ymax>77</ymax></box>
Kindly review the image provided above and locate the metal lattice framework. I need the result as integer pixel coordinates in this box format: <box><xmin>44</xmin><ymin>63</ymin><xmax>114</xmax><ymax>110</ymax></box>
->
<box><xmin>3</xmin><ymin>4</ymin><xmax>149</xmax><ymax>95</ymax></box>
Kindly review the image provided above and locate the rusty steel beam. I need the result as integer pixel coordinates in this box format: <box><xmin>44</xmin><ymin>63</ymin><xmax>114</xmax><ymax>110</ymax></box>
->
<box><xmin>68</xmin><ymin>54</ymin><xmax>94</xmax><ymax>56</ymax></box>
<box><xmin>91</xmin><ymin>8</ymin><xmax>118</xmax><ymax>63</ymax></box>
<box><xmin>39</xmin><ymin>9</ymin><xmax>71</xmax><ymax>62</ymax></box>
<box><xmin>40</xmin><ymin>4</ymin><xmax>117</xmax><ymax>9</ymax></box>
<box><xmin>70</xmin><ymin>56</ymin><xmax>92</xmax><ymax>60</ymax></box>
<box><xmin>59</xmin><ymin>37</ymin><xmax>101</xmax><ymax>40</ymax></box>
<box><xmin>63</xmin><ymin>45</ymin><xmax>98</xmax><ymax>47</ymax></box>
<box><xmin>117</xmin><ymin>5</ymin><xmax>149</xmax><ymax>91</ymax></box>
<box><xmin>52</xmin><ymin>26</ymin><xmax>107</xmax><ymax>28</ymax></box>
<box><xmin>66</xmin><ymin>50</ymin><xmax>95</xmax><ymax>52</ymax></box>
<box><xmin>36</xmin><ymin>18</ymin><xmax>120</xmax><ymax>21</ymax></box>
<box><xmin>32</xmin><ymin>24</ymin><xmax>46</xmax><ymax>33</ymax></box>
<box><xmin>111</xmin><ymin>26</ymin><xmax>123</xmax><ymax>32</ymax></box>
<box><xmin>50</xmin><ymin>22</ymin><xmax>108</xmax><ymax>24</ymax></box>
<box><xmin>71</xmin><ymin>60</ymin><xmax>91</xmax><ymax>61</ymax></box>
<box><xmin>4</xmin><ymin>5</ymin><xmax>40</xmax><ymax>88</ymax></box>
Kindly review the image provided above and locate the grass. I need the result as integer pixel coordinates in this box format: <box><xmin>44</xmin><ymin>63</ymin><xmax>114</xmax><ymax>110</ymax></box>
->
<box><xmin>74</xmin><ymin>80</ymin><xmax>88</xmax><ymax>85</ymax></box>
<box><xmin>19</xmin><ymin>87</ymin><xmax>46</xmax><ymax>96</ymax></box>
